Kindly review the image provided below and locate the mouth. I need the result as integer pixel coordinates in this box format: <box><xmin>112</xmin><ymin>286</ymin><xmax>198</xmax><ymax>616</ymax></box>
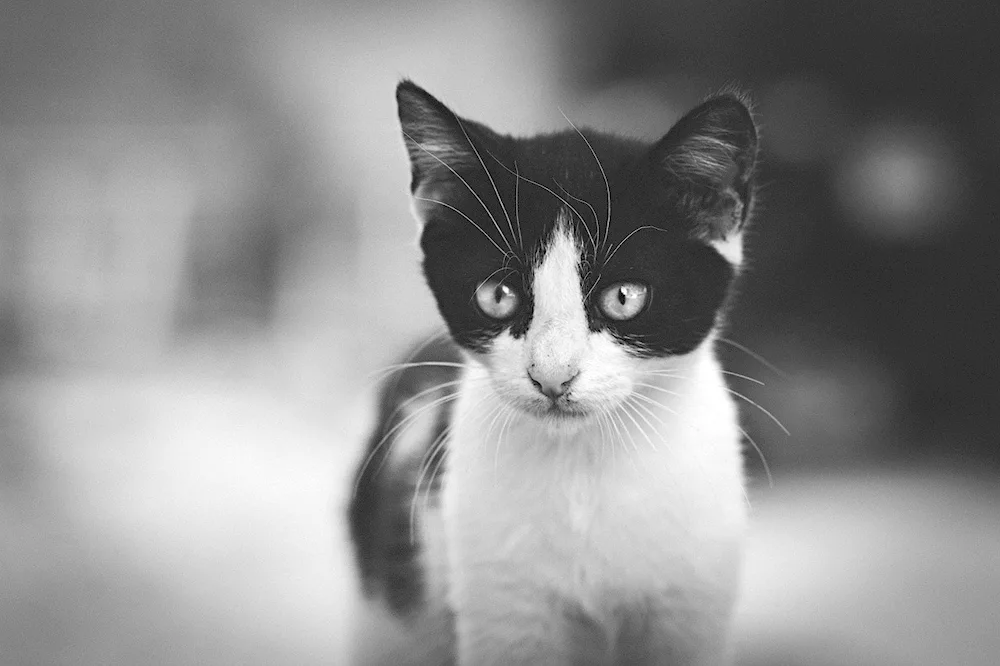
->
<box><xmin>530</xmin><ymin>399</ymin><xmax>590</xmax><ymax>421</ymax></box>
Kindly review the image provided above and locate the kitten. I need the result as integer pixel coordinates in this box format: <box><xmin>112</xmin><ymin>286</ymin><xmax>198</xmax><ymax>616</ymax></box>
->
<box><xmin>348</xmin><ymin>80</ymin><xmax>759</xmax><ymax>665</ymax></box>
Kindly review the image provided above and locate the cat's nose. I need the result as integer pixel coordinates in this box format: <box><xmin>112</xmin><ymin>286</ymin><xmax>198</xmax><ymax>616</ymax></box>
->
<box><xmin>528</xmin><ymin>367</ymin><xmax>578</xmax><ymax>401</ymax></box>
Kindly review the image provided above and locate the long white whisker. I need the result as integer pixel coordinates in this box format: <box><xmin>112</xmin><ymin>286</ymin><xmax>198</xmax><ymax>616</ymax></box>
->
<box><xmin>496</xmin><ymin>406</ymin><xmax>517</xmax><ymax>475</ymax></box>
<box><xmin>380</xmin><ymin>378</ymin><xmax>463</xmax><ymax>426</ymax></box>
<box><xmin>410</xmin><ymin>423</ymin><xmax>452</xmax><ymax>543</ymax></box>
<box><xmin>633</xmin><ymin>381</ymin><xmax>682</xmax><ymax>399</ymax></box>
<box><xmin>738</xmin><ymin>424</ymin><xmax>774</xmax><ymax>488</ymax></box>
<box><xmin>513</xmin><ymin>162</ymin><xmax>524</xmax><ymax>250</ymax></box>
<box><xmin>413</xmin><ymin>195</ymin><xmax>512</xmax><ymax>259</ymax></box>
<box><xmin>410</xmin><ymin>390</ymin><xmax>496</xmax><ymax>542</ymax></box>
<box><xmin>628</xmin><ymin>395</ymin><xmax>672</xmax><ymax>431</ymax></box>
<box><xmin>352</xmin><ymin>391</ymin><xmax>464</xmax><ymax>498</ymax></box>
<box><xmin>604</xmin><ymin>225</ymin><xmax>669</xmax><ymax>266</ymax></box>
<box><xmin>558</xmin><ymin>108</ymin><xmax>611</xmax><ymax>255</ymax></box>
<box><xmin>484</xmin><ymin>152</ymin><xmax>592</xmax><ymax>245</ymax></box>
<box><xmin>624</xmin><ymin>397</ymin><xmax>663</xmax><ymax>446</ymax></box>
<box><xmin>721</xmin><ymin>370</ymin><xmax>766</xmax><ymax>386</ymax></box>
<box><xmin>402</xmin><ymin>129</ymin><xmax>515</xmax><ymax>257</ymax></box>
<box><xmin>367</xmin><ymin>360</ymin><xmax>466</xmax><ymax>383</ymax></box>
<box><xmin>717</xmin><ymin>337</ymin><xmax>788</xmax><ymax>378</ymax></box>
<box><xmin>611</xmin><ymin>410</ymin><xmax>643</xmax><ymax>474</ymax></box>
<box><xmin>597</xmin><ymin>411</ymin><xmax>617</xmax><ymax>467</ymax></box>
<box><xmin>723</xmin><ymin>387</ymin><xmax>791</xmax><ymax>436</ymax></box>
<box><xmin>557</xmin><ymin>182</ymin><xmax>601</xmax><ymax>255</ymax></box>
<box><xmin>619</xmin><ymin>400</ymin><xmax>658</xmax><ymax>452</ymax></box>
<box><xmin>452</xmin><ymin>116</ymin><xmax>519</xmax><ymax>255</ymax></box>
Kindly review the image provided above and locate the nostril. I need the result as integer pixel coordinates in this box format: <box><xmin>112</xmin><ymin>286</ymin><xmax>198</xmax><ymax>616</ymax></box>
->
<box><xmin>527</xmin><ymin>369</ymin><xmax>578</xmax><ymax>401</ymax></box>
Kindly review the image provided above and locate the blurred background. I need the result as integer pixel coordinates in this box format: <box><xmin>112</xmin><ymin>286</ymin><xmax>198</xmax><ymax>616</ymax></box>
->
<box><xmin>1</xmin><ymin>0</ymin><xmax>998</xmax><ymax>664</ymax></box>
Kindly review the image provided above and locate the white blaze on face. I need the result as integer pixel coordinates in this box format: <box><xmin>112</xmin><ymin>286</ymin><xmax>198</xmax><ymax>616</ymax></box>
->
<box><xmin>483</xmin><ymin>210</ymin><xmax>644</xmax><ymax>420</ymax></box>
<box><xmin>525</xmin><ymin>214</ymin><xmax>588</xmax><ymax>391</ymax></box>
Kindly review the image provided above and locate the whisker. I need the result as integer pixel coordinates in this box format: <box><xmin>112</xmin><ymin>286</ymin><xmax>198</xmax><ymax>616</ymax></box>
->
<box><xmin>604</xmin><ymin>225</ymin><xmax>669</xmax><ymax>266</ymax></box>
<box><xmin>557</xmin><ymin>181</ymin><xmax>601</xmax><ymax>254</ymax></box>
<box><xmin>720</xmin><ymin>370</ymin><xmax>765</xmax><ymax>386</ymax></box>
<box><xmin>352</xmin><ymin>390</ymin><xmax>464</xmax><ymax>498</ymax></box>
<box><xmin>513</xmin><ymin>162</ymin><xmax>524</xmax><ymax>250</ymax></box>
<box><xmin>611</xmin><ymin>410</ymin><xmax>643</xmax><ymax>474</ymax></box>
<box><xmin>723</xmin><ymin>387</ymin><xmax>790</xmax><ymax>436</ymax></box>
<box><xmin>452</xmin><ymin>116</ymin><xmax>519</xmax><ymax>255</ymax></box>
<box><xmin>738</xmin><ymin>424</ymin><xmax>774</xmax><ymax>489</ymax></box>
<box><xmin>633</xmin><ymin>381</ymin><xmax>682</xmax><ymax>399</ymax></box>
<box><xmin>378</xmin><ymin>379</ymin><xmax>465</xmax><ymax>432</ymax></box>
<box><xmin>597</xmin><ymin>411</ymin><xmax>618</xmax><ymax>467</ymax></box>
<box><xmin>367</xmin><ymin>360</ymin><xmax>466</xmax><ymax>383</ymax></box>
<box><xmin>410</xmin><ymin>423</ymin><xmax>453</xmax><ymax>543</ymax></box>
<box><xmin>619</xmin><ymin>400</ymin><xmax>659</xmax><ymax>452</ymax></box>
<box><xmin>558</xmin><ymin>108</ymin><xmax>611</xmax><ymax>255</ymax></box>
<box><xmin>402</xmin><ymin>129</ymin><xmax>515</xmax><ymax>257</ymax></box>
<box><xmin>624</xmin><ymin>397</ymin><xmax>664</xmax><ymax>441</ymax></box>
<box><xmin>483</xmin><ymin>151</ymin><xmax>592</xmax><ymax>245</ymax></box>
<box><xmin>486</xmin><ymin>404</ymin><xmax>512</xmax><ymax>475</ymax></box>
<box><xmin>410</xmin><ymin>391</ymin><xmax>496</xmax><ymax>543</ymax></box>
<box><xmin>627</xmin><ymin>395</ymin><xmax>672</xmax><ymax>431</ymax></box>
<box><xmin>413</xmin><ymin>195</ymin><xmax>512</xmax><ymax>259</ymax></box>
<box><xmin>717</xmin><ymin>337</ymin><xmax>788</xmax><ymax>379</ymax></box>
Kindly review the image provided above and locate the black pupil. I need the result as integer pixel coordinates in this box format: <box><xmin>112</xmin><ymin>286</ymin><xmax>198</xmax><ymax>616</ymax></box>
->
<box><xmin>494</xmin><ymin>284</ymin><xmax>505</xmax><ymax>303</ymax></box>
<box><xmin>618</xmin><ymin>288</ymin><xmax>627</xmax><ymax>305</ymax></box>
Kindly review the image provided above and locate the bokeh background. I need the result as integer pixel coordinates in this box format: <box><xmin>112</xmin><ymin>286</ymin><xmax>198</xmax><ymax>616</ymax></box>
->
<box><xmin>2</xmin><ymin>1</ymin><xmax>998</xmax><ymax>664</ymax></box>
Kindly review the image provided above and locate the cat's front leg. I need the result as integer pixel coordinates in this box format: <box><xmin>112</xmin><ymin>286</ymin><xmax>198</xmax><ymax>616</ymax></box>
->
<box><xmin>450</xmin><ymin>576</ymin><xmax>577</xmax><ymax>666</ymax></box>
<box><xmin>613</xmin><ymin>595</ymin><xmax>736</xmax><ymax>666</ymax></box>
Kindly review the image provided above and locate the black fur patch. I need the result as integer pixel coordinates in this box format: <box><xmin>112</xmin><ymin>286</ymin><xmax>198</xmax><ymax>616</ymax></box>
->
<box><xmin>348</xmin><ymin>337</ymin><xmax>461</xmax><ymax>618</ymax></box>
<box><xmin>396</xmin><ymin>80</ymin><xmax>758</xmax><ymax>358</ymax></box>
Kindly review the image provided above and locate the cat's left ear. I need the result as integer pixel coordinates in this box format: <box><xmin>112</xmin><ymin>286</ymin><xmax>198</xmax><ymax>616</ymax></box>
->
<box><xmin>396</xmin><ymin>80</ymin><xmax>498</xmax><ymax>196</ymax></box>
<box><xmin>651</xmin><ymin>92</ymin><xmax>759</xmax><ymax>242</ymax></box>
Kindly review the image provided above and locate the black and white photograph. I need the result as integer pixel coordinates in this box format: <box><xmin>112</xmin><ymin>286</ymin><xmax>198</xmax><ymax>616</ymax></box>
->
<box><xmin>1</xmin><ymin>1</ymin><xmax>997</xmax><ymax>664</ymax></box>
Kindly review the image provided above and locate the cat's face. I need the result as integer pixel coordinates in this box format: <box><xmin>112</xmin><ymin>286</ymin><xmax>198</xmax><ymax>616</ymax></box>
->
<box><xmin>397</xmin><ymin>80</ymin><xmax>758</xmax><ymax>426</ymax></box>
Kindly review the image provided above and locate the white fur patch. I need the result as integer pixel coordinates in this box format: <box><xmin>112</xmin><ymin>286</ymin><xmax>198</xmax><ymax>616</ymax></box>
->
<box><xmin>525</xmin><ymin>216</ymin><xmax>589</xmax><ymax>390</ymax></box>
<box><xmin>711</xmin><ymin>231</ymin><xmax>744</xmax><ymax>266</ymax></box>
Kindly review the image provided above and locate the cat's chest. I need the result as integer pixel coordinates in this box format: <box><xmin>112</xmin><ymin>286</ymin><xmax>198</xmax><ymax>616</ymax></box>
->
<box><xmin>444</xmin><ymin>413</ymin><xmax>742</xmax><ymax>592</ymax></box>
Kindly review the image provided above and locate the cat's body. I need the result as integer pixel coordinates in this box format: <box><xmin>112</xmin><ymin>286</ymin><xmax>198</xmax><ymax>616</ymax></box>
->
<box><xmin>348</xmin><ymin>81</ymin><xmax>760</xmax><ymax>665</ymax></box>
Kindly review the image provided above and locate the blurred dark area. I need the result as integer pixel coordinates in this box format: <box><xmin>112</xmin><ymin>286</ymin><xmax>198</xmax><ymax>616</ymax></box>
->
<box><xmin>1</xmin><ymin>1</ymin><xmax>998</xmax><ymax>664</ymax></box>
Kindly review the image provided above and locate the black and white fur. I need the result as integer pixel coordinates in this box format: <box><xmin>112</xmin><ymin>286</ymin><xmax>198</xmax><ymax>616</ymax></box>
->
<box><xmin>348</xmin><ymin>80</ymin><xmax>760</xmax><ymax>665</ymax></box>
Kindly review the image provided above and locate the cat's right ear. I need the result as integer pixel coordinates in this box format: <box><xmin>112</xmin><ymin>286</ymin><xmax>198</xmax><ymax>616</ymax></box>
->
<box><xmin>396</xmin><ymin>80</ymin><xmax>486</xmax><ymax>198</ymax></box>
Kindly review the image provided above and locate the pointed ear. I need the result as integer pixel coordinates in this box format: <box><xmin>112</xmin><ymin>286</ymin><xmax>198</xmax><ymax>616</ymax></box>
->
<box><xmin>652</xmin><ymin>92</ymin><xmax>759</xmax><ymax>239</ymax></box>
<box><xmin>396</xmin><ymin>80</ymin><xmax>495</xmax><ymax>195</ymax></box>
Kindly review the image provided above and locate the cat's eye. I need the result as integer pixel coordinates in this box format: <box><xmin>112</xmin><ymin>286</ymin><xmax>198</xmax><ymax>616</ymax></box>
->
<box><xmin>475</xmin><ymin>279</ymin><xmax>520</xmax><ymax>320</ymax></box>
<box><xmin>598</xmin><ymin>282</ymin><xmax>649</xmax><ymax>321</ymax></box>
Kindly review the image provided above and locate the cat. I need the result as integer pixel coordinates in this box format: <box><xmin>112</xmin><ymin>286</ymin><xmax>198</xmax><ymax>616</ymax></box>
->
<box><xmin>347</xmin><ymin>79</ymin><xmax>760</xmax><ymax>666</ymax></box>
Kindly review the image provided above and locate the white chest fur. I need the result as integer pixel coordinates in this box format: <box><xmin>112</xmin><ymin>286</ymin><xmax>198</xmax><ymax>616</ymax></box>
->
<box><xmin>442</xmin><ymin>346</ymin><xmax>747</xmax><ymax>664</ymax></box>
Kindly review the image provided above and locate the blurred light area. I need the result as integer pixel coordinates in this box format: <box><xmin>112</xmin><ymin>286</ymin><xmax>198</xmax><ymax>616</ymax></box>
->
<box><xmin>1</xmin><ymin>368</ymin><xmax>364</xmax><ymax>665</ymax></box>
<box><xmin>734</xmin><ymin>472</ymin><xmax>1000</xmax><ymax>666</ymax></box>
<box><xmin>834</xmin><ymin>121</ymin><xmax>966</xmax><ymax>243</ymax></box>
<box><xmin>3</xmin><ymin>124</ymin><xmax>218</xmax><ymax>366</ymax></box>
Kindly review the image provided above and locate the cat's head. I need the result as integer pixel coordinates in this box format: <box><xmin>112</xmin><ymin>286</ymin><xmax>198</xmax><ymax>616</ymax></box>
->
<box><xmin>397</xmin><ymin>80</ymin><xmax>758</xmax><ymax>425</ymax></box>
